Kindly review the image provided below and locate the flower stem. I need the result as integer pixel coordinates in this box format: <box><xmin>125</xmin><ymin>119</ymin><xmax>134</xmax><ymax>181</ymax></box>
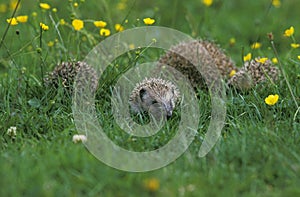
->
<box><xmin>39</xmin><ymin>26</ymin><xmax>45</xmax><ymax>86</ymax></box>
<box><xmin>270</xmin><ymin>40</ymin><xmax>299</xmax><ymax>109</ymax></box>
<box><xmin>0</xmin><ymin>0</ymin><xmax>21</xmax><ymax>49</ymax></box>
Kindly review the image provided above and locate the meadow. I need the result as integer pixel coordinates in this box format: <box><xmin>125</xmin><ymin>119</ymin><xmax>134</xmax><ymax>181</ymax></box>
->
<box><xmin>0</xmin><ymin>0</ymin><xmax>300</xmax><ymax>196</ymax></box>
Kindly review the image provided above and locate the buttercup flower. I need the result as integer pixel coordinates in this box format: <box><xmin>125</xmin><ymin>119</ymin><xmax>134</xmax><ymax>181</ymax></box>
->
<box><xmin>202</xmin><ymin>0</ymin><xmax>213</xmax><ymax>7</ymax></box>
<box><xmin>298</xmin><ymin>55</ymin><xmax>300</xmax><ymax>60</ymax></box>
<box><xmin>117</xmin><ymin>1</ymin><xmax>126</xmax><ymax>10</ymax></box>
<box><xmin>229</xmin><ymin>69</ymin><xmax>236</xmax><ymax>77</ymax></box>
<box><xmin>251</xmin><ymin>42</ymin><xmax>262</xmax><ymax>49</ymax></box>
<box><xmin>6</xmin><ymin>17</ymin><xmax>18</xmax><ymax>25</ymax></box>
<box><xmin>72</xmin><ymin>19</ymin><xmax>84</xmax><ymax>31</ymax></box>
<box><xmin>32</xmin><ymin>12</ymin><xmax>37</xmax><ymax>17</ymax></box>
<box><xmin>129</xmin><ymin>44</ymin><xmax>135</xmax><ymax>50</ymax></box>
<box><xmin>93</xmin><ymin>20</ymin><xmax>107</xmax><ymax>28</ymax></box>
<box><xmin>47</xmin><ymin>41</ymin><xmax>54</xmax><ymax>47</ymax></box>
<box><xmin>72</xmin><ymin>134</ymin><xmax>87</xmax><ymax>143</ymax></box>
<box><xmin>284</xmin><ymin>26</ymin><xmax>294</xmax><ymax>37</ymax></box>
<box><xmin>0</xmin><ymin>4</ymin><xmax>7</xmax><ymax>13</ymax></box>
<box><xmin>59</xmin><ymin>19</ymin><xmax>66</xmax><ymax>25</ymax></box>
<box><xmin>16</xmin><ymin>15</ymin><xmax>28</xmax><ymax>23</ymax></box>
<box><xmin>255</xmin><ymin>57</ymin><xmax>268</xmax><ymax>64</ymax></box>
<box><xmin>243</xmin><ymin>53</ymin><xmax>252</xmax><ymax>61</ymax></box>
<box><xmin>10</xmin><ymin>0</ymin><xmax>20</xmax><ymax>11</ymax></box>
<box><xmin>144</xmin><ymin>178</ymin><xmax>160</xmax><ymax>192</ymax></box>
<box><xmin>265</xmin><ymin>94</ymin><xmax>279</xmax><ymax>106</ymax></box>
<box><xmin>40</xmin><ymin>22</ymin><xmax>49</xmax><ymax>31</ymax></box>
<box><xmin>291</xmin><ymin>43</ymin><xmax>300</xmax><ymax>48</ymax></box>
<box><xmin>115</xmin><ymin>23</ymin><xmax>124</xmax><ymax>32</ymax></box>
<box><xmin>229</xmin><ymin>37</ymin><xmax>236</xmax><ymax>46</ymax></box>
<box><xmin>272</xmin><ymin>57</ymin><xmax>278</xmax><ymax>64</ymax></box>
<box><xmin>272</xmin><ymin>0</ymin><xmax>281</xmax><ymax>8</ymax></box>
<box><xmin>100</xmin><ymin>28</ymin><xmax>111</xmax><ymax>36</ymax></box>
<box><xmin>143</xmin><ymin>17</ymin><xmax>155</xmax><ymax>25</ymax></box>
<box><xmin>39</xmin><ymin>2</ymin><xmax>51</xmax><ymax>10</ymax></box>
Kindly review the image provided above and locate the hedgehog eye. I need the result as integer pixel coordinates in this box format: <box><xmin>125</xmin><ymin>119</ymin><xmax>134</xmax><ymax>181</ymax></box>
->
<box><xmin>151</xmin><ymin>100</ymin><xmax>158</xmax><ymax>105</ymax></box>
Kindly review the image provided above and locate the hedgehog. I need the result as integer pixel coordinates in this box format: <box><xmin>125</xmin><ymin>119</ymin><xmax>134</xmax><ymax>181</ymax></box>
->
<box><xmin>129</xmin><ymin>77</ymin><xmax>180</xmax><ymax>120</ymax></box>
<box><xmin>158</xmin><ymin>40</ymin><xmax>237</xmax><ymax>90</ymax></box>
<box><xmin>44</xmin><ymin>61</ymin><xmax>98</xmax><ymax>93</ymax></box>
<box><xmin>227</xmin><ymin>58</ymin><xmax>279</xmax><ymax>91</ymax></box>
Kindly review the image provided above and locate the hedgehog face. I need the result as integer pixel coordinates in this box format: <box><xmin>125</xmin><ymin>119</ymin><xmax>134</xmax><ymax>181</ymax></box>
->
<box><xmin>129</xmin><ymin>78</ymin><xmax>180</xmax><ymax>121</ymax></box>
<box><xmin>139</xmin><ymin>87</ymin><xmax>176</xmax><ymax>119</ymax></box>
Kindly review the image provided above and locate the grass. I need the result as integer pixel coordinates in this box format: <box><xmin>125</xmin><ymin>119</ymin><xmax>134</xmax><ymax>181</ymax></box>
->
<box><xmin>1</xmin><ymin>0</ymin><xmax>300</xmax><ymax>196</ymax></box>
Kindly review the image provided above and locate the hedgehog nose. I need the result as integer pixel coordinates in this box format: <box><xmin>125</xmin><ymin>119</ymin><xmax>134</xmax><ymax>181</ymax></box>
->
<box><xmin>167</xmin><ymin>114</ymin><xmax>172</xmax><ymax>120</ymax></box>
<box><xmin>166</xmin><ymin>111</ymin><xmax>172</xmax><ymax>120</ymax></box>
<box><xmin>164</xmin><ymin>104</ymin><xmax>173</xmax><ymax>119</ymax></box>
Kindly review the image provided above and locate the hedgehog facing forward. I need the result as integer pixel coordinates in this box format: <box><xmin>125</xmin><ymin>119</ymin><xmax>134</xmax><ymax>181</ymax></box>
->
<box><xmin>129</xmin><ymin>78</ymin><xmax>180</xmax><ymax>120</ymax></box>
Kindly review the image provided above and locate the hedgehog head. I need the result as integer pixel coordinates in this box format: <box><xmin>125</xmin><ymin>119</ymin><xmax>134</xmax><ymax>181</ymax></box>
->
<box><xmin>129</xmin><ymin>78</ymin><xmax>180</xmax><ymax>120</ymax></box>
<box><xmin>228</xmin><ymin>58</ymin><xmax>279</xmax><ymax>91</ymax></box>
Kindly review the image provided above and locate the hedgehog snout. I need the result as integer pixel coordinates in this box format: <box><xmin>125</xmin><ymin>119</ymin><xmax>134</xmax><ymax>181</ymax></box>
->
<box><xmin>164</xmin><ymin>103</ymin><xmax>173</xmax><ymax>119</ymax></box>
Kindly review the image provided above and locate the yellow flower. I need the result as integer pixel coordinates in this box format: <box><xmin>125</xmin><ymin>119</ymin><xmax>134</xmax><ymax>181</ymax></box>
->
<box><xmin>229</xmin><ymin>37</ymin><xmax>236</xmax><ymax>46</ymax></box>
<box><xmin>143</xmin><ymin>17</ymin><xmax>155</xmax><ymax>25</ymax></box>
<box><xmin>272</xmin><ymin>57</ymin><xmax>278</xmax><ymax>64</ymax></box>
<box><xmin>291</xmin><ymin>43</ymin><xmax>300</xmax><ymax>49</ymax></box>
<box><xmin>16</xmin><ymin>15</ymin><xmax>28</xmax><ymax>23</ymax></box>
<box><xmin>144</xmin><ymin>178</ymin><xmax>160</xmax><ymax>192</ymax></box>
<box><xmin>100</xmin><ymin>28</ymin><xmax>111</xmax><ymax>36</ymax></box>
<box><xmin>265</xmin><ymin>94</ymin><xmax>279</xmax><ymax>106</ymax></box>
<box><xmin>82</xmin><ymin>36</ymin><xmax>87</xmax><ymax>42</ymax></box>
<box><xmin>298</xmin><ymin>55</ymin><xmax>300</xmax><ymax>60</ymax></box>
<box><xmin>272</xmin><ymin>0</ymin><xmax>281</xmax><ymax>8</ymax></box>
<box><xmin>255</xmin><ymin>57</ymin><xmax>268</xmax><ymax>64</ymax></box>
<box><xmin>47</xmin><ymin>41</ymin><xmax>54</xmax><ymax>47</ymax></box>
<box><xmin>59</xmin><ymin>19</ymin><xmax>66</xmax><ymax>25</ymax></box>
<box><xmin>117</xmin><ymin>2</ymin><xmax>126</xmax><ymax>10</ymax></box>
<box><xmin>94</xmin><ymin>20</ymin><xmax>107</xmax><ymax>28</ymax></box>
<box><xmin>6</xmin><ymin>17</ymin><xmax>18</xmax><ymax>25</ymax></box>
<box><xmin>202</xmin><ymin>0</ymin><xmax>213</xmax><ymax>7</ymax></box>
<box><xmin>73</xmin><ymin>2</ymin><xmax>78</xmax><ymax>7</ymax></box>
<box><xmin>72</xmin><ymin>19</ymin><xmax>84</xmax><ymax>31</ymax></box>
<box><xmin>243</xmin><ymin>53</ymin><xmax>252</xmax><ymax>61</ymax></box>
<box><xmin>229</xmin><ymin>69</ymin><xmax>236</xmax><ymax>77</ymax></box>
<box><xmin>129</xmin><ymin>44</ymin><xmax>135</xmax><ymax>50</ymax></box>
<box><xmin>10</xmin><ymin>0</ymin><xmax>20</xmax><ymax>11</ymax></box>
<box><xmin>115</xmin><ymin>23</ymin><xmax>124</xmax><ymax>32</ymax></box>
<box><xmin>0</xmin><ymin>4</ymin><xmax>7</xmax><ymax>13</ymax></box>
<box><xmin>52</xmin><ymin>8</ymin><xmax>57</xmax><ymax>12</ymax></box>
<box><xmin>284</xmin><ymin>26</ymin><xmax>294</xmax><ymax>37</ymax></box>
<box><xmin>251</xmin><ymin>42</ymin><xmax>262</xmax><ymax>49</ymax></box>
<box><xmin>40</xmin><ymin>23</ymin><xmax>49</xmax><ymax>31</ymax></box>
<box><xmin>39</xmin><ymin>3</ymin><xmax>51</xmax><ymax>10</ymax></box>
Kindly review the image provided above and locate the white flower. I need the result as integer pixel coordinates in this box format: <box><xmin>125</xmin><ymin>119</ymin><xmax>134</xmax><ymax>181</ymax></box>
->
<box><xmin>7</xmin><ymin>126</ymin><xmax>17</xmax><ymax>137</ymax></box>
<box><xmin>72</xmin><ymin>134</ymin><xmax>87</xmax><ymax>143</ymax></box>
